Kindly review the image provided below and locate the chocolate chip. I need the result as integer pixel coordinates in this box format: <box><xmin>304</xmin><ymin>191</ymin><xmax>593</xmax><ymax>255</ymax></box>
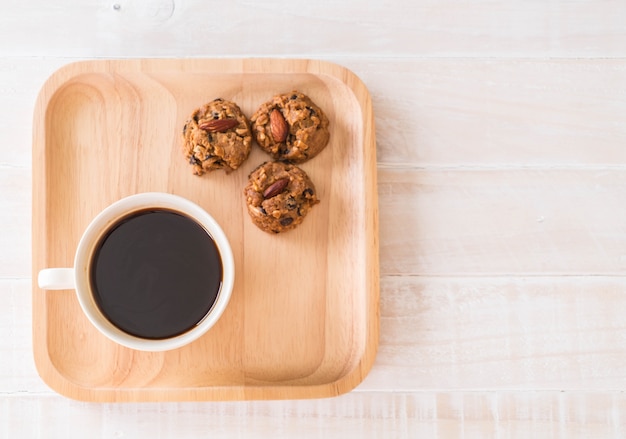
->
<box><xmin>280</xmin><ymin>217</ymin><xmax>293</xmax><ymax>226</ymax></box>
<box><xmin>302</xmin><ymin>188</ymin><xmax>314</xmax><ymax>197</ymax></box>
<box><xmin>183</xmin><ymin>122</ymin><xmax>188</xmax><ymax>135</ymax></box>
<box><xmin>189</xmin><ymin>156</ymin><xmax>200</xmax><ymax>165</ymax></box>
<box><xmin>290</xmin><ymin>94</ymin><xmax>298</xmax><ymax>100</ymax></box>
<box><xmin>306</xmin><ymin>106</ymin><xmax>316</xmax><ymax>116</ymax></box>
<box><xmin>286</xmin><ymin>196</ymin><xmax>297</xmax><ymax>210</ymax></box>
<box><xmin>259</xmin><ymin>206</ymin><xmax>267</xmax><ymax>215</ymax></box>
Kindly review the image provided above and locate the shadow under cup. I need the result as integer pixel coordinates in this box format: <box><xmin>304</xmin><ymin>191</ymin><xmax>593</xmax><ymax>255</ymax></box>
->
<box><xmin>89</xmin><ymin>207</ymin><xmax>224</xmax><ymax>340</ymax></box>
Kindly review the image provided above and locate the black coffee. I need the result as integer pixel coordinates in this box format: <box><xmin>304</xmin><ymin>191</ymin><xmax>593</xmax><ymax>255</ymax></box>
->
<box><xmin>90</xmin><ymin>208</ymin><xmax>222</xmax><ymax>339</ymax></box>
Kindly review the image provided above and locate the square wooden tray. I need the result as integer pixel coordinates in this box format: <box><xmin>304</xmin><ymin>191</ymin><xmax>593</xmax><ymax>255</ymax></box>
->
<box><xmin>31</xmin><ymin>58</ymin><xmax>379</xmax><ymax>402</ymax></box>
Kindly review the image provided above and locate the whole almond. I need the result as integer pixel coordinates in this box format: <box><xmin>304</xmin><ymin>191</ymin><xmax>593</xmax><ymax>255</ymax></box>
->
<box><xmin>199</xmin><ymin>118</ymin><xmax>239</xmax><ymax>133</ymax></box>
<box><xmin>270</xmin><ymin>109</ymin><xmax>288</xmax><ymax>143</ymax></box>
<box><xmin>263</xmin><ymin>177</ymin><xmax>289</xmax><ymax>199</ymax></box>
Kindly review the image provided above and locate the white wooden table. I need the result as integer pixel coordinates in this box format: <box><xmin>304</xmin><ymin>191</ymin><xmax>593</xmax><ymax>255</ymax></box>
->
<box><xmin>2</xmin><ymin>1</ymin><xmax>626</xmax><ymax>437</ymax></box>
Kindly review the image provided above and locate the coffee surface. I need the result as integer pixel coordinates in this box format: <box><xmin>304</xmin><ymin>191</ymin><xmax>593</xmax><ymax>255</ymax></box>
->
<box><xmin>90</xmin><ymin>209</ymin><xmax>222</xmax><ymax>339</ymax></box>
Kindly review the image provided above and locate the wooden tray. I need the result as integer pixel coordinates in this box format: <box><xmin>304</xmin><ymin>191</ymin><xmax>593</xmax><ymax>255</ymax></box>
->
<box><xmin>31</xmin><ymin>59</ymin><xmax>378</xmax><ymax>402</ymax></box>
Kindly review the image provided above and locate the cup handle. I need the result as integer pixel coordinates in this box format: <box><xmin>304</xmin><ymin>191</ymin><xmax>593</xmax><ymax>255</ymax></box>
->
<box><xmin>38</xmin><ymin>268</ymin><xmax>76</xmax><ymax>290</ymax></box>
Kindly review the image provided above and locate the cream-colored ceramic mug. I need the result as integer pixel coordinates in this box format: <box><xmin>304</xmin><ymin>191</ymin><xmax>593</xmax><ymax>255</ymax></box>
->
<box><xmin>37</xmin><ymin>192</ymin><xmax>234</xmax><ymax>352</ymax></box>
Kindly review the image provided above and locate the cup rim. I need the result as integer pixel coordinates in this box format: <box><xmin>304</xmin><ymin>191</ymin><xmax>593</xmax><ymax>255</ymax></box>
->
<box><xmin>73</xmin><ymin>192</ymin><xmax>234</xmax><ymax>352</ymax></box>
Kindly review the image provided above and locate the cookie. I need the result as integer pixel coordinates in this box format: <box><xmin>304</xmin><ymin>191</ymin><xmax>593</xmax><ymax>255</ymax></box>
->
<box><xmin>182</xmin><ymin>99</ymin><xmax>252</xmax><ymax>175</ymax></box>
<box><xmin>244</xmin><ymin>161</ymin><xmax>320</xmax><ymax>233</ymax></box>
<box><xmin>251</xmin><ymin>91</ymin><xmax>330</xmax><ymax>163</ymax></box>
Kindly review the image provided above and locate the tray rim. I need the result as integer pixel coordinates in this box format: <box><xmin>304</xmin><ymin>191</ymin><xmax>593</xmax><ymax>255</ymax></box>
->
<box><xmin>31</xmin><ymin>57</ymin><xmax>379</xmax><ymax>402</ymax></box>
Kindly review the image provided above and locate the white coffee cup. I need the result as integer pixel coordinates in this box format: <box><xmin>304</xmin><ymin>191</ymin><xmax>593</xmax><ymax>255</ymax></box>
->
<box><xmin>37</xmin><ymin>192</ymin><xmax>234</xmax><ymax>352</ymax></box>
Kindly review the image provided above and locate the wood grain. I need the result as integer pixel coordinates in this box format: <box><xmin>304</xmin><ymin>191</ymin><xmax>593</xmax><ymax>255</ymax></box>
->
<box><xmin>379</xmin><ymin>168</ymin><xmax>626</xmax><ymax>275</ymax></box>
<box><xmin>2</xmin><ymin>1</ymin><xmax>626</xmax><ymax>58</ymax></box>
<box><xmin>1</xmin><ymin>392</ymin><xmax>625</xmax><ymax>438</ymax></box>
<box><xmin>364</xmin><ymin>276</ymin><xmax>626</xmax><ymax>391</ymax></box>
<box><xmin>8</xmin><ymin>277</ymin><xmax>626</xmax><ymax>396</ymax></box>
<box><xmin>31</xmin><ymin>59</ymin><xmax>378</xmax><ymax>402</ymax></box>
<box><xmin>353</xmin><ymin>59</ymin><xmax>626</xmax><ymax>166</ymax></box>
<box><xmin>0</xmin><ymin>168</ymin><xmax>31</xmax><ymax>279</ymax></box>
<box><xmin>5</xmin><ymin>58</ymin><xmax>626</xmax><ymax>169</ymax></box>
<box><xmin>1</xmin><ymin>0</ymin><xmax>626</xmax><ymax>432</ymax></box>
<box><xmin>0</xmin><ymin>280</ymin><xmax>47</xmax><ymax>394</ymax></box>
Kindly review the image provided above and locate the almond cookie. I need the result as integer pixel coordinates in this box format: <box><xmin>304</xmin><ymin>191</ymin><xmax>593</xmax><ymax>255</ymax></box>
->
<box><xmin>182</xmin><ymin>99</ymin><xmax>252</xmax><ymax>175</ymax></box>
<box><xmin>244</xmin><ymin>161</ymin><xmax>320</xmax><ymax>233</ymax></box>
<box><xmin>251</xmin><ymin>91</ymin><xmax>330</xmax><ymax>163</ymax></box>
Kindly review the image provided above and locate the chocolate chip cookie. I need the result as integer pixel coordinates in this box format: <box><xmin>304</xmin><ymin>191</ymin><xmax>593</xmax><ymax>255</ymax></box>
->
<box><xmin>182</xmin><ymin>99</ymin><xmax>252</xmax><ymax>175</ymax></box>
<box><xmin>244</xmin><ymin>161</ymin><xmax>320</xmax><ymax>233</ymax></box>
<box><xmin>250</xmin><ymin>91</ymin><xmax>330</xmax><ymax>163</ymax></box>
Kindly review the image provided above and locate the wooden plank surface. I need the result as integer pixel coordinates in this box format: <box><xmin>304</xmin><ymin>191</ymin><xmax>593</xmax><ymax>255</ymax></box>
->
<box><xmin>2</xmin><ymin>0</ymin><xmax>626</xmax><ymax>435</ymax></box>
<box><xmin>379</xmin><ymin>168</ymin><xmax>626</xmax><ymax>275</ymax></box>
<box><xmin>1</xmin><ymin>392</ymin><xmax>625</xmax><ymax>438</ymax></box>
<box><xmin>5</xmin><ymin>58</ymin><xmax>626</xmax><ymax>168</ymax></box>
<box><xmin>368</xmin><ymin>277</ymin><xmax>626</xmax><ymax>391</ymax></box>
<box><xmin>2</xmin><ymin>1</ymin><xmax>626</xmax><ymax>58</ymax></box>
<box><xmin>356</xmin><ymin>59</ymin><xmax>626</xmax><ymax>166</ymax></box>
